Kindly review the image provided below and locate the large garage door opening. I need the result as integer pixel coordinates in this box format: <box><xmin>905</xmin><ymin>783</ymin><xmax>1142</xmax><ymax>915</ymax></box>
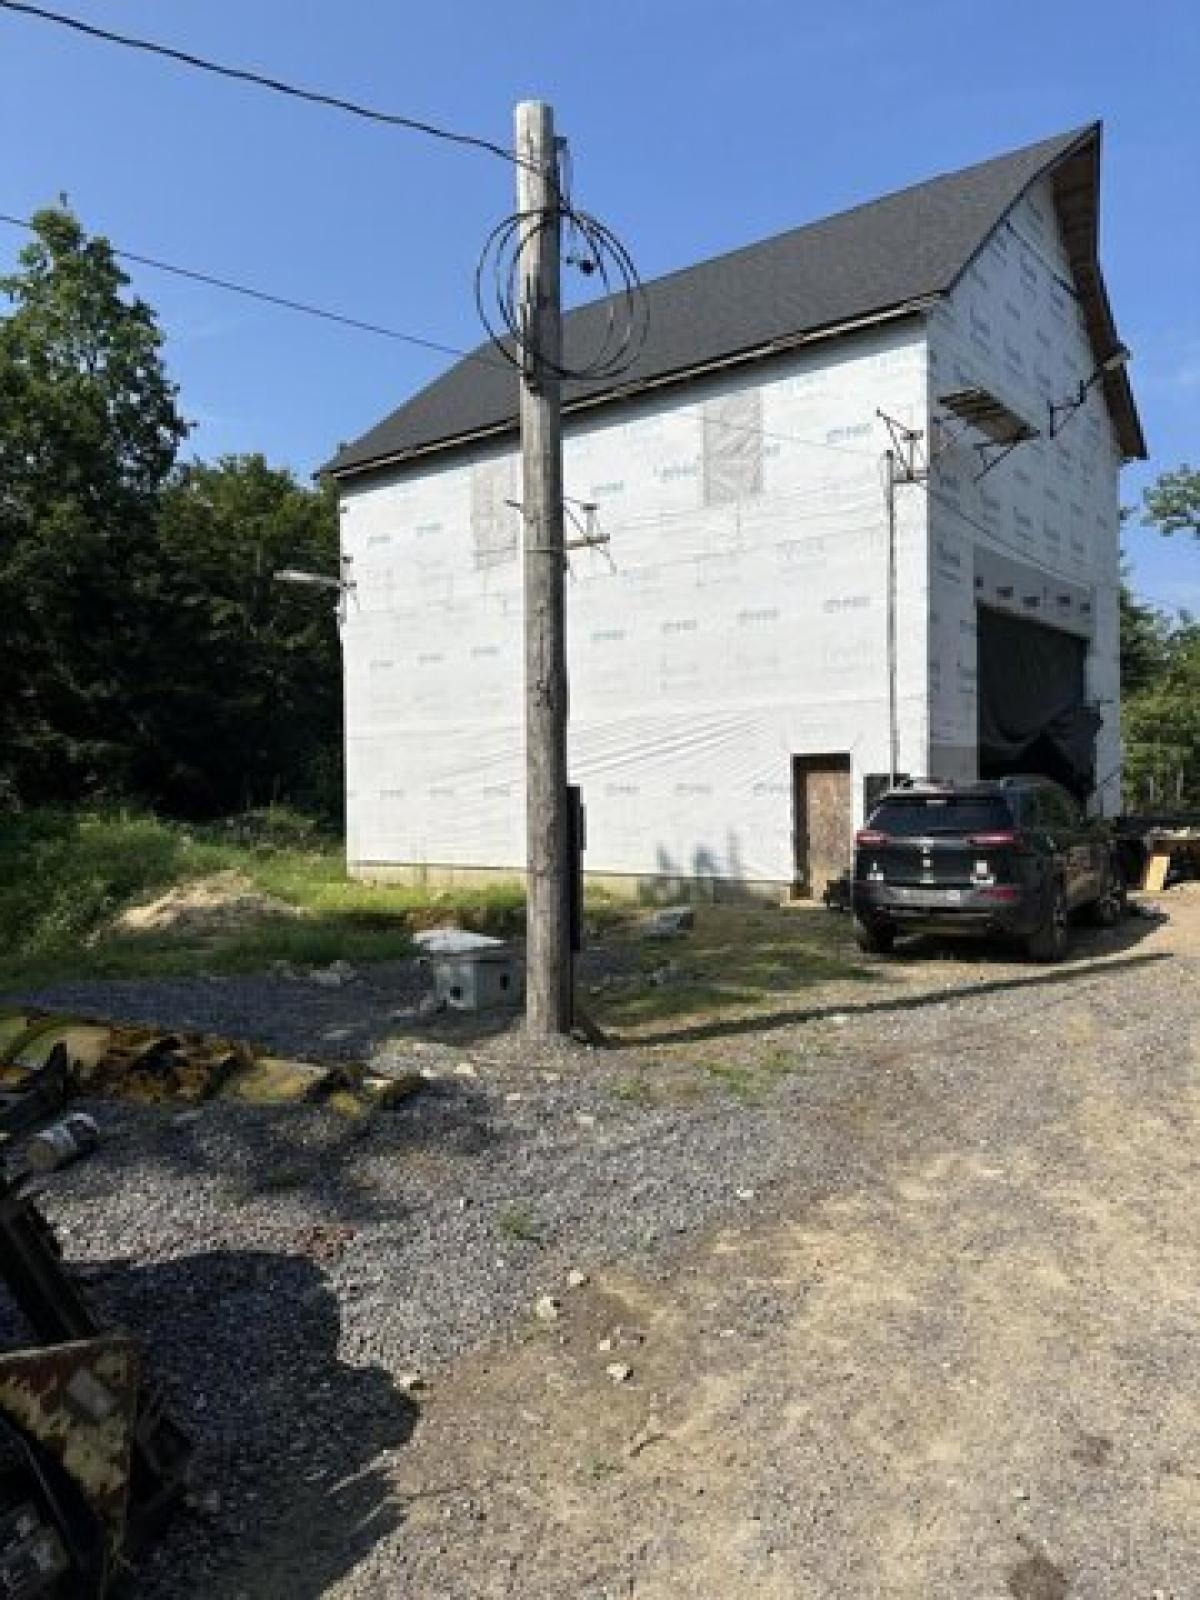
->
<box><xmin>977</xmin><ymin>607</ymin><xmax>1100</xmax><ymax>800</ymax></box>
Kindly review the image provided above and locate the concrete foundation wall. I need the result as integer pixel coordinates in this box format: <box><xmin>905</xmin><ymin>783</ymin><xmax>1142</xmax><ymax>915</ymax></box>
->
<box><xmin>351</xmin><ymin>860</ymin><xmax>790</xmax><ymax>906</ymax></box>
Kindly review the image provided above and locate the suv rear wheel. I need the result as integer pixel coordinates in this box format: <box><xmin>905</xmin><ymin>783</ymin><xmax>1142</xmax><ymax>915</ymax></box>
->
<box><xmin>854</xmin><ymin>917</ymin><xmax>896</xmax><ymax>955</ymax></box>
<box><xmin>1087</xmin><ymin>862</ymin><xmax>1127</xmax><ymax>928</ymax></box>
<box><xmin>1027</xmin><ymin>881</ymin><xmax>1069</xmax><ymax>962</ymax></box>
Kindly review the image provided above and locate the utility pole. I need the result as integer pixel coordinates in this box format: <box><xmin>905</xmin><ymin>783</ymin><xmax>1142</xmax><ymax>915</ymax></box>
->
<box><xmin>877</xmin><ymin>414</ymin><xmax>927</xmax><ymax>790</ymax></box>
<box><xmin>516</xmin><ymin>99</ymin><xmax>572</xmax><ymax>1036</ymax></box>
<box><xmin>883</xmin><ymin>447</ymin><xmax>899</xmax><ymax>787</ymax></box>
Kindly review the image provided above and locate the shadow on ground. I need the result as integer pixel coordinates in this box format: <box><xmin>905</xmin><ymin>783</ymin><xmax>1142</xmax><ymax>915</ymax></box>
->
<box><xmin>2</xmin><ymin>904</ymin><xmax>1171</xmax><ymax>1065</ymax></box>
<box><xmin>52</xmin><ymin>1073</ymin><xmax>503</xmax><ymax>1230</ymax></box>
<box><xmin>611</xmin><ymin>934</ymin><xmax>1177</xmax><ymax>1056</ymax></box>
<box><xmin>85</xmin><ymin>1248</ymin><xmax>417</xmax><ymax>1599</ymax></box>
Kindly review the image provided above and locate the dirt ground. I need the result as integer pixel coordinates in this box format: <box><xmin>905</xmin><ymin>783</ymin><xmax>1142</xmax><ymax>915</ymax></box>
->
<box><xmin>7</xmin><ymin>892</ymin><xmax>1198</xmax><ymax>1598</ymax></box>
<box><xmin>350</xmin><ymin>893</ymin><xmax>1199</xmax><ymax>1600</ymax></box>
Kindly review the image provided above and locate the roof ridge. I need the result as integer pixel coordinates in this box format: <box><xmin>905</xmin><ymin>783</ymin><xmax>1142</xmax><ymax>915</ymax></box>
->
<box><xmin>618</xmin><ymin>124</ymin><xmax>1096</xmax><ymax>306</ymax></box>
<box><xmin>444</xmin><ymin>126</ymin><xmax>1097</xmax><ymax>378</ymax></box>
<box><xmin>326</xmin><ymin>120</ymin><xmax>1146</xmax><ymax>477</ymax></box>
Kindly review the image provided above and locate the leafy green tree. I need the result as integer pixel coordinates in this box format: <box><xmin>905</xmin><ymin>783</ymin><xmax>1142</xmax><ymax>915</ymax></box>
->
<box><xmin>1</xmin><ymin>211</ymin><xmax>342</xmax><ymax>820</ymax></box>
<box><xmin>142</xmin><ymin>455</ymin><xmax>342</xmax><ymax>817</ymax></box>
<box><xmin>1119</xmin><ymin>583</ymin><xmax>1171</xmax><ymax>695</ymax></box>
<box><xmin>1143</xmin><ymin>465</ymin><xmax>1200</xmax><ymax>539</ymax></box>
<box><xmin>1121</xmin><ymin>468</ymin><xmax>1200</xmax><ymax>806</ymax></box>
<box><xmin>0</xmin><ymin>207</ymin><xmax>187</xmax><ymax>803</ymax></box>
<box><xmin>1123</xmin><ymin>619</ymin><xmax>1200</xmax><ymax>807</ymax></box>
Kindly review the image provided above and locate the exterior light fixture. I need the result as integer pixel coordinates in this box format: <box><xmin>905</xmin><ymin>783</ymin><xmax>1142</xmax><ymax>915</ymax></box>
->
<box><xmin>1048</xmin><ymin>344</ymin><xmax>1131</xmax><ymax>438</ymax></box>
<box><xmin>274</xmin><ymin>557</ymin><xmax>356</xmax><ymax>624</ymax></box>
<box><xmin>274</xmin><ymin>568</ymin><xmax>343</xmax><ymax>591</ymax></box>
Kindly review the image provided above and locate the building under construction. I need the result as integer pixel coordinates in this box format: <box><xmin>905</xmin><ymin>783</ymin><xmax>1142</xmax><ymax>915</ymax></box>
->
<box><xmin>325</xmin><ymin>123</ymin><xmax>1145</xmax><ymax>899</ymax></box>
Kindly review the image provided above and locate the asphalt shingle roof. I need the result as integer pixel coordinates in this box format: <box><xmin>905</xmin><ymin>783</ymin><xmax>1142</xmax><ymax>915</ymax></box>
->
<box><xmin>326</xmin><ymin>125</ymin><xmax>1141</xmax><ymax>477</ymax></box>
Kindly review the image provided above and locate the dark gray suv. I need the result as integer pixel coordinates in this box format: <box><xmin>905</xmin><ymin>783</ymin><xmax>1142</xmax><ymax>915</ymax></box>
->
<box><xmin>851</xmin><ymin>777</ymin><xmax>1124</xmax><ymax>961</ymax></box>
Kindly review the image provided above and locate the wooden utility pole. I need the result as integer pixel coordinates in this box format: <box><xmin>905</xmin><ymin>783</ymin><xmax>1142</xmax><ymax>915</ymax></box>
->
<box><xmin>516</xmin><ymin>99</ymin><xmax>572</xmax><ymax>1035</ymax></box>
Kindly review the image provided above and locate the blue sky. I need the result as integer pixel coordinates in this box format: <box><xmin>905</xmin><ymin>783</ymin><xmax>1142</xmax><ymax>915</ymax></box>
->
<box><xmin>1</xmin><ymin>0</ymin><xmax>1196</xmax><ymax>612</ymax></box>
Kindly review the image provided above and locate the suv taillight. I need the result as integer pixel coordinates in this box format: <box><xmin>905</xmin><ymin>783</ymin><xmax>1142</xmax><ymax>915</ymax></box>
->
<box><xmin>968</xmin><ymin>830</ymin><xmax>1021</xmax><ymax>847</ymax></box>
<box><xmin>856</xmin><ymin>829</ymin><xmax>889</xmax><ymax>846</ymax></box>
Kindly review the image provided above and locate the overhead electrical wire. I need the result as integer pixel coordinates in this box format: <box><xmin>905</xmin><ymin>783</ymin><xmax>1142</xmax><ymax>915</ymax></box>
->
<box><xmin>0</xmin><ymin>0</ymin><xmax>530</xmax><ymax>168</ymax></box>
<box><xmin>2</xmin><ymin>207</ymin><xmax>881</xmax><ymax>464</ymax></box>
<box><xmin>0</xmin><ymin>1</ymin><xmax>871</xmax><ymax>452</ymax></box>
<box><xmin>0</xmin><ymin>208</ymin><xmax>510</xmax><ymax>371</ymax></box>
<box><xmin>0</xmin><ymin>1</ymin><xmax>655</xmax><ymax>383</ymax></box>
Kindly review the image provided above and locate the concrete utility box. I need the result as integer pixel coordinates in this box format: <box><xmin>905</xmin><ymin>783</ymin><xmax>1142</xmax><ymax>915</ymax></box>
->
<box><xmin>432</xmin><ymin>949</ymin><xmax>522</xmax><ymax>1012</ymax></box>
<box><xmin>413</xmin><ymin>928</ymin><xmax>523</xmax><ymax>1013</ymax></box>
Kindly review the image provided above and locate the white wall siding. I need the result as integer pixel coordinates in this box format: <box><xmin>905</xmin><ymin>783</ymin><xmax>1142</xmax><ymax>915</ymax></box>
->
<box><xmin>341</xmin><ymin>323</ymin><xmax>928</xmax><ymax>882</ymax></box>
<box><xmin>926</xmin><ymin>177</ymin><xmax>1124</xmax><ymax>809</ymax></box>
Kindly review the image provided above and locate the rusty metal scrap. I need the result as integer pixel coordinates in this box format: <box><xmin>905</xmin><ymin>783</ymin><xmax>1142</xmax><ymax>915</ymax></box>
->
<box><xmin>0</xmin><ymin>1337</ymin><xmax>140</xmax><ymax>1586</ymax></box>
<box><xmin>0</xmin><ymin>1010</ymin><xmax>422</xmax><ymax>1119</ymax></box>
<box><xmin>84</xmin><ymin>1030</ymin><xmax>248</xmax><ymax>1105</ymax></box>
<box><xmin>0</xmin><ymin>1045</ymin><xmax>71</xmax><ymax>1141</ymax></box>
<box><xmin>0</xmin><ymin>1005</ymin><xmax>423</xmax><ymax>1593</ymax></box>
<box><xmin>0</xmin><ymin>1170</ymin><xmax>192</xmax><ymax>1597</ymax></box>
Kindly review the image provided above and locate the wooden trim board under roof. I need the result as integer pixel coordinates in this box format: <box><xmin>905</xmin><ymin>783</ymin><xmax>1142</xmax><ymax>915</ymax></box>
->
<box><xmin>1041</xmin><ymin>128</ymin><xmax>1146</xmax><ymax>460</ymax></box>
<box><xmin>327</xmin><ymin>296</ymin><xmax>939</xmax><ymax>482</ymax></box>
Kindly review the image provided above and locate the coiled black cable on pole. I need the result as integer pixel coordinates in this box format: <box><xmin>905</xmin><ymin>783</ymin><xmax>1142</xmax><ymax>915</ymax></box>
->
<box><xmin>474</xmin><ymin>153</ymin><xmax>648</xmax><ymax>384</ymax></box>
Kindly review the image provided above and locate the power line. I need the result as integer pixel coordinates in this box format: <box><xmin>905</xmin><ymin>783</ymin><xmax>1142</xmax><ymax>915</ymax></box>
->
<box><xmin>0</xmin><ymin>208</ymin><xmax>888</xmax><ymax>462</ymax></box>
<box><xmin>0</xmin><ymin>209</ymin><xmax>511</xmax><ymax>371</ymax></box>
<box><xmin>678</xmin><ymin>405</ymin><xmax>877</xmax><ymax>458</ymax></box>
<box><xmin>0</xmin><ymin>0</ymin><xmax>528</xmax><ymax>168</ymax></box>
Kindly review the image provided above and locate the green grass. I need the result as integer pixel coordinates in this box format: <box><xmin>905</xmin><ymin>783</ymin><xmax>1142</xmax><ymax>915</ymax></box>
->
<box><xmin>0</xmin><ymin>807</ymin><xmax>531</xmax><ymax>987</ymax></box>
<box><xmin>588</xmin><ymin>906</ymin><xmax>878</xmax><ymax>1037</ymax></box>
<box><xmin>497</xmin><ymin>1203</ymin><xmax>542</xmax><ymax>1244</ymax></box>
<box><xmin>703</xmin><ymin>1060</ymin><xmax>763</xmax><ymax>1102</ymax></box>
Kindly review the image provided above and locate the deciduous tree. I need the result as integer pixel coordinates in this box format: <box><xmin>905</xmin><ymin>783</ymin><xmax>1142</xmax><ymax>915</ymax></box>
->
<box><xmin>1143</xmin><ymin>465</ymin><xmax>1200</xmax><ymax>540</ymax></box>
<box><xmin>0</xmin><ymin>207</ymin><xmax>187</xmax><ymax>803</ymax></box>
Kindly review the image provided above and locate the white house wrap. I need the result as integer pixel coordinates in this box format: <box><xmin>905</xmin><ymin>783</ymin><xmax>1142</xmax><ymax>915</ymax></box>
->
<box><xmin>326</xmin><ymin>125</ymin><xmax>1144</xmax><ymax>896</ymax></box>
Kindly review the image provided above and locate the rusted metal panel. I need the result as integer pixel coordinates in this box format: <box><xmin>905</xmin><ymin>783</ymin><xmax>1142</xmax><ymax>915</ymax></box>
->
<box><xmin>0</xmin><ymin>1010</ymin><xmax>422</xmax><ymax>1118</ymax></box>
<box><xmin>0</xmin><ymin>1337</ymin><xmax>139</xmax><ymax>1572</ymax></box>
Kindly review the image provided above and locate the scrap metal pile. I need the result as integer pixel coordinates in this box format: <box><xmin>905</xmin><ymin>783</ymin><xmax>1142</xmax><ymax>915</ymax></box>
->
<box><xmin>0</xmin><ymin>1037</ymin><xmax>192</xmax><ymax>1597</ymax></box>
<box><xmin>0</xmin><ymin>1156</ymin><xmax>191</xmax><ymax>1597</ymax></box>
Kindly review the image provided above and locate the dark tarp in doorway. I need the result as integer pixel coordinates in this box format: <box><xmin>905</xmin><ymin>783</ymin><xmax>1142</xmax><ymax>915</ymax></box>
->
<box><xmin>977</xmin><ymin>606</ymin><xmax>1100</xmax><ymax>798</ymax></box>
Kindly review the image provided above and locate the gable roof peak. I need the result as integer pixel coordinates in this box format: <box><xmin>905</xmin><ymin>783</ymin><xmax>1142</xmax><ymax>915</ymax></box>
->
<box><xmin>327</xmin><ymin>121</ymin><xmax>1143</xmax><ymax>477</ymax></box>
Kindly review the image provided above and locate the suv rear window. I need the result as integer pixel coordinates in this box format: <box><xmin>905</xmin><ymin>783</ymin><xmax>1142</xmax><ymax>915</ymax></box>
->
<box><xmin>867</xmin><ymin>795</ymin><xmax>1015</xmax><ymax>837</ymax></box>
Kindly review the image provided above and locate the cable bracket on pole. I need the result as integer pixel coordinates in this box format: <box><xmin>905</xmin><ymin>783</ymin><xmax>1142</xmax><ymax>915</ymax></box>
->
<box><xmin>877</xmin><ymin>410</ymin><xmax>928</xmax><ymax>483</ymax></box>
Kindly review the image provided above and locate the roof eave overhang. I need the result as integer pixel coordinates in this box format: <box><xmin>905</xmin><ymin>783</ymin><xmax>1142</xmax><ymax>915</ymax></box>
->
<box><xmin>955</xmin><ymin>123</ymin><xmax>1146</xmax><ymax>462</ymax></box>
<box><xmin>1053</xmin><ymin>128</ymin><xmax>1147</xmax><ymax>461</ymax></box>
<box><xmin>324</xmin><ymin>295</ymin><xmax>939</xmax><ymax>484</ymax></box>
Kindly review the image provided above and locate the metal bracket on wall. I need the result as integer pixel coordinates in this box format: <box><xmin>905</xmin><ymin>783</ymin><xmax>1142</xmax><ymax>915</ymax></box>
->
<box><xmin>935</xmin><ymin>387</ymin><xmax>1040</xmax><ymax>483</ymax></box>
<box><xmin>877</xmin><ymin>410</ymin><xmax>927</xmax><ymax>483</ymax></box>
<box><xmin>505</xmin><ymin>495</ymin><xmax>613</xmax><ymax>574</ymax></box>
<box><xmin>972</xmin><ymin>436</ymin><xmax>1026</xmax><ymax>480</ymax></box>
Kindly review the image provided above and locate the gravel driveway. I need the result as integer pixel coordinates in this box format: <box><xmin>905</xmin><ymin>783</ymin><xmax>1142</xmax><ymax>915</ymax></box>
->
<box><xmin>2</xmin><ymin>891</ymin><xmax>1195</xmax><ymax>1597</ymax></box>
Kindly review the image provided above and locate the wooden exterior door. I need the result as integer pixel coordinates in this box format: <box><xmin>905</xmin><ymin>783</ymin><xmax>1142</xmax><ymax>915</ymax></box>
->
<box><xmin>792</xmin><ymin>755</ymin><xmax>853</xmax><ymax>898</ymax></box>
